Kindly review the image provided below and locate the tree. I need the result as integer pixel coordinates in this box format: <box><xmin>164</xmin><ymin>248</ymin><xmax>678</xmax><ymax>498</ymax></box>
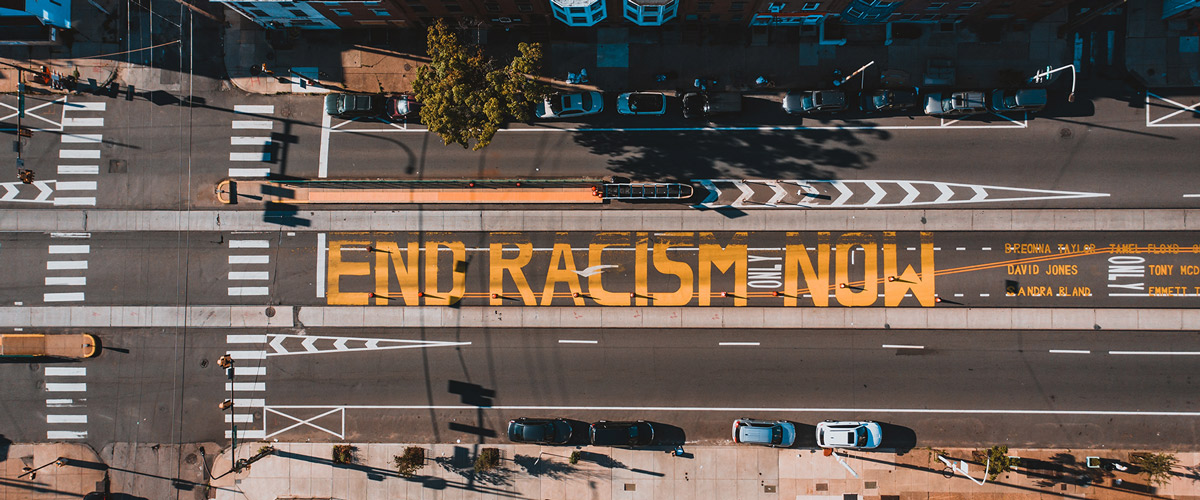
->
<box><xmin>1131</xmin><ymin>452</ymin><xmax>1178</xmax><ymax>487</ymax></box>
<box><xmin>972</xmin><ymin>445</ymin><xmax>1018</xmax><ymax>481</ymax></box>
<box><xmin>413</xmin><ymin>19</ymin><xmax>547</xmax><ymax>150</ymax></box>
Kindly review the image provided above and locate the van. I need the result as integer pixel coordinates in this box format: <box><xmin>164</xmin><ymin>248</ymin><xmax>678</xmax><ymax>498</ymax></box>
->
<box><xmin>682</xmin><ymin>92</ymin><xmax>743</xmax><ymax>118</ymax></box>
<box><xmin>732</xmin><ymin>418</ymin><xmax>796</xmax><ymax>447</ymax></box>
<box><xmin>0</xmin><ymin>333</ymin><xmax>99</xmax><ymax>359</ymax></box>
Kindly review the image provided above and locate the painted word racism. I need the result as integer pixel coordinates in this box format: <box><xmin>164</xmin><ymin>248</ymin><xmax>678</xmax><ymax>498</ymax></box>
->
<box><xmin>325</xmin><ymin>232</ymin><xmax>937</xmax><ymax>307</ymax></box>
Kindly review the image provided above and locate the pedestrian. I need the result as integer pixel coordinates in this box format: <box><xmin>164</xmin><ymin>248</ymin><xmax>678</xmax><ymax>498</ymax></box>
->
<box><xmin>755</xmin><ymin>76</ymin><xmax>768</xmax><ymax>86</ymax></box>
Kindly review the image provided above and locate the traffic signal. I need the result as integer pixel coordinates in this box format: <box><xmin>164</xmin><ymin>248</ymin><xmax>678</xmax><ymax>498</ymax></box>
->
<box><xmin>17</xmin><ymin>169</ymin><xmax>34</xmax><ymax>184</ymax></box>
<box><xmin>17</xmin><ymin>127</ymin><xmax>32</xmax><ymax>138</ymax></box>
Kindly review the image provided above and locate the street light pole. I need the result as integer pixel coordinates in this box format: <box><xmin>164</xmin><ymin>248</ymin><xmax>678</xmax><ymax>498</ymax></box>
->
<box><xmin>1029</xmin><ymin>64</ymin><xmax>1076</xmax><ymax>103</ymax></box>
<box><xmin>834</xmin><ymin>60</ymin><xmax>876</xmax><ymax>88</ymax></box>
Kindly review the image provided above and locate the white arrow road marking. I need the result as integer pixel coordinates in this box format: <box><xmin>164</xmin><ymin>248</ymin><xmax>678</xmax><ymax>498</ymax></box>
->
<box><xmin>694</xmin><ymin>179</ymin><xmax>721</xmax><ymax>208</ymax></box>
<box><xmin>863</xmin><ymin>181</ymin><xmax>887</xmax><ymax>207</ymax></box>
<box><xmin>764</xmin><ymin>181</ymin><xmax>786</xmax><ymax>206</ymax></box>
<box><xmin>266</xmin><ymin>334</ymin><xmax>471</xmax><ymax>357</ymax></box>
<box><xmin>0</xmin><ymin>183</ymin><xmax>17</xmax><ymax>202</ymax></box>
<box><xmin>573</xmin><ymin>264</ymin><xmax>619</xmax><ymax>277</ymax></box>
<box><xmin>829</xmin><ymin>181</ymin><xmax>853</xmax><ymax>206</ymax></box>
<box><xmin>934</xmin><ymin>182</ymin><xmax>956</xmax><ymax>204</ymax></box>
<box><xmin>971</xmin><ymin>185</ymin><xmax>988</xmax><ymax>202</ymax></box>
<box><xmin>691</xmin><ymin>180</ymin><xmax>1110</xmax><ymax>208</ymax></box>
<box><xmin>334</xmin><ymin>338</ymin><xmax>349</xmax><ymax>351</ymax></box>
<box><xmin>269</xmin><ymin>336</ymin><xmax>286</xmax><ymax>355</ymax></box>
<box><xmin>898</xmin><ymin>181</ymin><xmax>920</xmax><ymax>205</ymax></box>
<box><xmin>302</xmin><ymin>337</ymin><xmax>318</xmax><ymax>353</ymax></box>
<box><xmin>731</xmin><ymin>180</ymin><xmax>755</xmax><ymax>207</ymax></box>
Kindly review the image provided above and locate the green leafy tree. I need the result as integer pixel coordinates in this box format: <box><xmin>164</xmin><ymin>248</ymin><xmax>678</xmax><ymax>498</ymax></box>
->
<box><xmin>972</xmin><ymin>445</ymin><xmax>1018</xmax><ymax>480</ymax></box>
<box><xmin>1131</xmin><ymin>452</ymin><xmax>1178</xmax><ymax>486</ymax></box>
<box><xmin>413</xmin><ymin>19</ymin><xmax>547</xmax><ymax>150</ymax></box>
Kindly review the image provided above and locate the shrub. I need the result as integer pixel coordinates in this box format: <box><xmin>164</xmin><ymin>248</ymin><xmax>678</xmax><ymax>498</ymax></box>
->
<box><xmin>393</xmin><ymin>447</ymin><xmax>426</xmax><ymax>476</ymax></box>
<box><xmin>972</xmin><ymin>445</ymin><xmax>1018</xmax><ymax>480</ymax></box>
<box><xmin>332</xmin><ymin>444</ymin><xmax>357</xmax><ymax>464</ymax></box>
<box><xmin>475</xmin><ymin>448</ymin><xmax>501</xmax><ymax>472</ymax></box>
<box><xmin>256</xmin><ymin>445</ymin><xmax>275</xmax><ymax>457</ymax></box>
<box><xmin>1131</xmin><ymin>452</ymin><xmax>1178</xmax><ymax>486</ymax></box>
<box><xmin>569</xmin><ymin>451</ymin><xmax>581</xmax><ymax>465</ymax></box>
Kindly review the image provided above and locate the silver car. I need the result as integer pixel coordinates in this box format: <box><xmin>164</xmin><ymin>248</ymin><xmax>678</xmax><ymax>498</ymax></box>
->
<box><xmin>732</xmin><ymin>418</ymin><xmax>796</xmax><ymax>447</ymax></box>
<box><xmin>923</xmin><ymin>91</ymin><xmax>988</xmax><ymax>117</ymax></box>
<box><xmin>815</xmin><ymin>420</ymin><xmax>883</xmax><ymax>449</ymax></box>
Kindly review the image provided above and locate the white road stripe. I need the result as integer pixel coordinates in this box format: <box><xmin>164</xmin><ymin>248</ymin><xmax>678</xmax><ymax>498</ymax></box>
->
<box><xmin>45</xmin><ymin>367</ymin><xmax>86</xmax><ymax>376</ymax></box>
<box><xmin>47</xmin><ymin>430</ymin><xmax>88</xmax><ymax>439</ymax></box>
<box><xmin>59</xmin><ymin>150</ymin><xmax>100</xmax><ymax>159</ymax></box>
<box><xmin>883</xmin><ymin>344</ymin><xmax>925</xmax><ymax>349</ymax></box>
<box><xmin>231</xmin><ymin>136</ymin><xmax>273</xmax><ymax>146</ymax></box>
<box><xmin>267</xmin><ymin>404</ymin><xmax>1200</xmax><ymax>417</ymax></box>
<box><xmin>229</xmin><ymin>271</ymin><xmax>270</xmax><ymax>280</ymax></box>
<box><xmin>45</xmin><ymin>383</ymin><xmax>87</xmax><ymax>392</ymax></box>
<box><xmin>1109</xmin><ymin>351</ymin><xmax>1200</xmax><ymax>356</ymax></box>
<box><xmin>558</xmin><ymin>340</ymin><xmax>598</xmax><ymax>344</ymax></box>
<box><xmin>225</xmin><ymin>429</ymin><xmax>266</xmax><ymax>439</ymax></box>
<box><xmin>230</xmin><ymin>152</ymin><xmax>271</xmax><ymax>162</ymax></box>
<box><xmin>226</xmin><ymin>382</ymin><xmax>266</xmax><ymax>391</ymax></box>
<box><xmin>230</xmin><ymin>240</ymin><xmax>270</xmax><ymax>249</ymax></box>
<box><xmin>229</xmin><ymin>351</ymin><xmax>267</xmax><ymax>360</ymax></box>
<box><xmin>227</xmin><ymin>334</ymin><xmax>268</xmax><ymax>344</ymax></box>
<box><xmin>234</xmin><ymin>105</ymin><xmax>275</xmax><ymax>114</ymax></box>
<box><xmin>62</xmin><ymin>117</ymin><xmax>104</xmax><ymax>127</ymax></box>
<box><xmin>234</xmin><ymin>398</ymin><xmax>266</xmax><ymax>407</ymax></box>
<box><xmin>1049</xmin><ymin>349</ymin><xmax>1091</xmax><ymax>354</ymax></box>
<box><xmin>66</xmin><ymin>102</ymin><xmax>106</xmax><ymax>111</ymax></box>
<box><xmin>46</xmin><ymin>399</ymin><xmax>75</xmax><ymax>407</ymax></box>
<box><xmin>982</xmin><ymin>247</ymin><xmax>992</xmax><ymax>250</ymax></box>
<box><xmin>228</xmin><ymin>287</ymin><xmax>269</xmax><ymax>296</ymax></box>
<box><xmin>49</xmin><ymin>244</ymin><xmax>90</xmax><ymax>254</ymax></box>
<box><xmin>55</xmin><ymin>181</ymin><xmax>97</xmax><ymax>191</ymax></box>
<box><xmin>47</xmin><ymin>414</ymin><xmax>87</xmax><ymax>424</ymax></box>
<box><xmin>61</xmin><ymin>134</ymin><xmax>102</xmax><ymax>143</ymax></box>
<box><xmin>58</xmin><ymin>165</ymin><xmax>99</xmax><ymax>175</ymax></box>
<box><xmin>229</xmin><ymin>255</ymin><xmax>269</xmax><ymax>264</ymax></box>
<box><xmin>232</xmin><ymin>120</ymin><xmax>273</xmax><ymax>130</ymax></box>
<box><xmin>50</xmin><ymin>233</ymin><xmax>91</xmax><ymax>238</ymax></box>
<box><xmin>54</xmin><ymin>197</ymin><xmax>97</xmax><ymax>207</ymax></box>
<box><xmin>225</xmin><ymin>414</ymin><xmax>254</xmax><ymax>423</ymax></box>
<box><xmin>43</xmin><ymin>292</ymin><xmax>85</xmax><ymax>302</ymax></box>
<box><xmin>316</xmin><ymin>233</ymin><xmax>326</xmax><ymax>298</ymax></box>
<box><xmin>47</xmin><ymin>261</ymin><xmax>88</xmax><ymax>270</ymax></box>
<box><xmin>45</xmin><ymin>276</ymin><xmax>87</xmax><ymax>286</ymax></box>
<box><xmin>718</xmin><ymin>342</ymin><xmax>760</xmax><ymax>346</ymax></box>
<box><xmin>229</xmin><ymin>168</ymin><xmax>271</xmax><ymax>178</ymax></box>
<box><xmin>234</xmin><ymin>366</ymin><xmax>266</xmax><ymax>376</ymax></box>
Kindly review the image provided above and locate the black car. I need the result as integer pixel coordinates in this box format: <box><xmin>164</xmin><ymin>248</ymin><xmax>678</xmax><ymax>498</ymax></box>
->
<box><xmin>859</xmin><ymin>89</ymin><xmax>918</xmax><ymax>113</ymax></box>
<box><xmin>507</xmin><ymin>418</ymin><xmax>573</xmax><ymax>444</ymax></box>
<box><xmin>589</xmin><ymin>420</ymin><xmax>655</xmax><ymax>447</ymax></box>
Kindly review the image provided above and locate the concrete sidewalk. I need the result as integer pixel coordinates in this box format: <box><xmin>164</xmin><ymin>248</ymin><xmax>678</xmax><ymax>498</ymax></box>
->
<box><xmin>0</xmin><ymin>443</ymin><xmax>106</xmax><ymax>500</ymax></box>
<box><xmin>211</xmin><ymin>442</ymin><xmax>1200</xmax><ymax>500</ymax></box>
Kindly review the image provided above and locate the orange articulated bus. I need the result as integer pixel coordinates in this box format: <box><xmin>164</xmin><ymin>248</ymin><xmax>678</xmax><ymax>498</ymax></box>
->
<box><xmin>0</xmin><ymin>333</ymin><xmax>99</xmax><ymax>359</ymax></box>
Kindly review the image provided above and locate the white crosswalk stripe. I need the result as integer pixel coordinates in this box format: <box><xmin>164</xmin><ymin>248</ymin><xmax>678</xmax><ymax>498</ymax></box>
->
<box><xmin>56</xmin><ymin>99</ymin><xmax>104</xmax><ymax>211</ymax></box>
<box><xmin>45</xmin><ymin>232</ymin><xmax>89</xmax><ymax>303</ymax></box>
<box><xmin>44</xmin><ymin>365</ymin><xmax>88</xmax><ymax>439</ymax></box>
<box><xmin>229</xmin><ymin>105</ymin><xmax>276</xmax><ymax>176</ymax></box>
<box><xmin>225</xmin><ymin>334</ymin><xmax>267</xmax><ymax>437</ymax></box>
<box><xmin>228</xmin><ymin>238</ymin><xmax>273</xmax><ymax>298</ymax></box>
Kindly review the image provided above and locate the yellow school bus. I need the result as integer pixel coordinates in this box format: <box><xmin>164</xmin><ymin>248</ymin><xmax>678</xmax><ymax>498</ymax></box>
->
<box><xmin>0</xmin><ymin>333</ymin><xmax>99</xmax><ymax>359</ymax></box>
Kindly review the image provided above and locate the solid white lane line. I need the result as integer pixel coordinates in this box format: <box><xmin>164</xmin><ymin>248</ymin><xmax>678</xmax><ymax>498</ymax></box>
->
<box><xmin>50</xmin><ymin>233</ymin><xmax>91</xmax><ymax>238</ymax></box>
<box><xmin>226</xmin><ymin>382</ymin><xmax>266</xmax><ymax>391</ymax></box>
<box><xmin>53</xmin><ymin>197</ymin><xmax>97</xmax><ymax>207</ymax></box>
<box><xmin>228</xmin><ymin>287</ymin><xmax>269</xmax><ymax>296</ymax></box>
<box><xmin>230</xmin><ymin>152</ymin><xmax>271</xmax><ymax>162</ymax></box>
<box><xmin>57</xmin><ymin>165</ymin><xmax>100</xmax><ymax>175</ymax></box>
<box><xmin>227</xmin><ymin>334</ymin><xmax>268</xmax><ymax>344</ymax></box>
<box><xmin>228</xmin><ymin>168</ymin><xmax>271</xmax><ymax>177</ymax></box>
<box><xmin>882</xmin><ymin>344</ymin><xmax>924</xmax><ymax>349</ymax></box>
<box><xmin>1109</xmin><ymin>351</ymin><xmax>1200</xmax><ymax>356</ymax></box>
<box><xmin>229</xmin><ymin>255</ymin><xmax>269</xmax><ymax>264</ymax></box>
<box><xmin>48</xmin><ymin>244</ymin><xmax>90</xmax><ymax>254</ymax></box>
<box><xmin>558</xmin><ymin>340</ymin><xmax>598</xmax><ymax>344</ymax></box>
<box><xmin>55</xmin><ymin>181</ymin><xmax>97</xmax><ymax>191</ymax></box>
<box><xmin>1049</xmin><ymin>349</ymin><xmax>1091</xmax><ymax>354</ymax></box>
<box><xmin>229</xmin><ymin>240</ymin><xmax>270</xmax><ymax>248</ymax></box>
<box><xmin>46</xmin><ymin>277</ymin><xmax>86</xmax><ymax>286</ymax></box>
<box><xmin>45</xmin><ymin>367</ymin><xmax>86</xmax><ymax>376</ymax></box>
<box><xmin>229</xmin><ymin>350</ymin><xmax>267</xmax><ymax>360</ymax></box>
<box><xmin>46</xmin><ymin>414</ymin><xmax>87</xmax><ymax>424</ymax></box>
<box><xmin>225</xmin><ymin>414</ymin><xmax>254</xmax><ymax>423</ymax></box>
<box><xmin>47</xmin><ymin>430</ymin><xmax>87</xmax><ymax>439</ymax></box>
<box><xmin>231</xmin><ymin>136</ymin><xmax>273</xmax><ymax>146</ymax></box>
<box><xmin>59</xmin><ymin>150</ymin><xmax>100</xmax><ymax>159</ymax></box>
<box><xmin>228</xmin><ymin>271</ymin><xmax>270</xmax><ymax>280</ymax></box>
<box><xmin>263</xmin><ymin>404</ymin><xmax>1200</xmax><ymax>417</ymax></box>
<box><xmin>61</xmin><ymin>134</ymin><xmax>103</xmax><ymax>143</ymax></box>
<box><xmin>232</xmin><ymin>120</ymin><xmax>273</xmax><ymax>130</ymax></box>
<box><xmin>66</xmin><ymin>102</ymin><xmax>106</xmax><ymax>111</ymax></box>
<box><xmin>47</xmin><ymin>261</ymin><xmax>88</xmax><ymax>270</ymax></box>
<box><xmin>982</xmin><ymin>247</ymin><xmax>992</xmax><ymax>250</ymax></box>
<box><xmin>719</xmin><ymin>342</ymin><xmax>760</xmax><ymax>346</ymax></box>
<box><xmin>234</xmin><ymin>366</ymin><xmax>266</xmax><ymax>376</ymax></box>
<box><xmin>234</xmin><ymin>105</ymin><xmax>275</xmax><ymax>114</ymax></box>
<box><xmin>318</xmin><ymin>110</ymin><xmax>331</xmax><ymax>177</ymax></box>
<box><xmin>43</xmin><ymin>292</ymin><xmax>85</xmax><ymax>302</ymax></box>
<box><xmin>45</xmin><ymin>383</ymin><xmax>87</xmax><ymax>392</ymax></box>
<box><xmin>316</xmin><ymin>233</ymin><xmax>326</xmax><ymax>298</ymax></box>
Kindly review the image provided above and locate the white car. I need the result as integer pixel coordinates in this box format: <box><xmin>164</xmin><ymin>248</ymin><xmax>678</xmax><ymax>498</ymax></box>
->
<box><xmin>617</xmin><ymin>92</ymin><xmax>668</xmax><ymax>115</ymax></box>
<box><xmin>732</xmin><ymin>419</ymin><xmax>796</xmax><ymax>447</ymax></box>
<box><xmin>815</xmin><ymin>421</ymin><xmax>883</xmax><ymax>449</ymax></box>
<box><xmin>535</xmin><ymin>92</ymin><xmax>603</xmax><ymax>119</ymax></box>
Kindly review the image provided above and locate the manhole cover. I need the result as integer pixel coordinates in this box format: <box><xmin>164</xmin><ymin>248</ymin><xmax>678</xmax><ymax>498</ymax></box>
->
<box><xmin>764</xmin><ymin>485</ymin><xmax>777</xmax><ymax>493</ymax></box>
<box><xmin>199</xmin><ymin>358</ymin><xmax>208</xmax><ymax>368</ymax></box>
<box><xmin>184</xmin><ymin>453</ymin><xmax>197</xmax><ymax>464</ymax></box>
<box><xmin>265</xmin><ymin>306</ymin><xmax>276</xmax><ymax>318</ymax></box>
<box><xmin>1059</xmin><ymin>127</ymin><xmax>1073</xmax><ymax>139</ymax></box>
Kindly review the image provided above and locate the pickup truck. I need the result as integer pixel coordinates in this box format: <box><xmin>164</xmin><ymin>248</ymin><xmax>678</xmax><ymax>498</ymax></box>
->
<box><xmin>682</xmin><ymin>92</ymin><xmax>743</xmax><ymax>118</ymax></box>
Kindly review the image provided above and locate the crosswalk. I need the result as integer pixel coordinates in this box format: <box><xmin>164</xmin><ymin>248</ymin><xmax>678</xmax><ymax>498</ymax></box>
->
<box><xmin>45</xmin><ymin>366</ymin><xmax>88</xmax><ymax>440</ymax></box>
<box><xmin>225</xmin><ymin>334</ymin><xmax>268</xmax><ymax>439</ymax></box>
<box><xmin>229</xmin><ymin>105</ymin><xmax>276</xmax><ymax>178</ymax></box>
<box><xmin>228</xmin><ymin>237</ymin><xmax>272</xmax><ymax>297</ymax></box>
<box><xmin>45</xmin><ymin>233</ymin><xmax>90</xmax><ymax>303</ymax></box>
<box><xmin>56</xmin><ymin>100</ymin><xmax>105</xmax><ymax>207</ymax></box>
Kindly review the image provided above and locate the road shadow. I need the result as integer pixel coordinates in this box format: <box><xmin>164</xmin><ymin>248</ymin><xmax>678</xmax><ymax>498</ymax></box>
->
<box><xmin>575</xmin><ymin>451</ymin><xmax>627</xmax><ymax>470</ymax></box>
<box><xmin>0</xmin><ymin>435</ymin><xmax>9</xmax><ymax>462</ymax></box>
<box><xmin>511</xmin><ymin>454</ymin><xmax>579</xmax><ymax>479</ymax></box>
<box><xmin>430</xmin><ymin>446</ymin><xmax>512</xmax><ymax>486</ymax></box>
<box><xmin>878</xmin><ymin>422</ymin><xmax>917</xmax><ymax>455</ymax></box>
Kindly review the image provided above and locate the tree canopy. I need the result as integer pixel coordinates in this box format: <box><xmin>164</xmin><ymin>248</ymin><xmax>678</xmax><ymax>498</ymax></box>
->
<box><xmin>413</xmin><ymin>20</ymin><xmax>547</xmax><ymax>150</ymax></box>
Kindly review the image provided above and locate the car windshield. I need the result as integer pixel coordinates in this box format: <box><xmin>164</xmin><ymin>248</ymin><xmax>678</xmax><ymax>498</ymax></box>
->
<box><xmin>548</xmin><ymin>96</ymin><xmax>564</xmax><ymax>113</ymax></box>
<box><xmin>771</xmin><ymin>426</ymin><xmax>783</xmax><ymax>444</ymax></box>
<box><xmin>631</xmin><ymin>95</ymin><xmax>662</xmax><ymax>112</ymax></box>
<box><xmin>578</xmin><ymin>93</ymin><xmax>593</xmax><ymax>110</ymax></box>
<box><xmin>855</xmin><ymin>428</ymin><xmax>867</xmax><ymax>447</ymax></box>
<box><xmin>1003</xmin><ymin>91</ymin><xmax>1019</xmax><ymax>108</ymax></box>
<box><xmin>873</xmin><ymin>92</ymin><xmax>891</xmax><ymax>108</ymax></box>
<box><xmin>801</xmin><ymin>95</ymin><xmax>814</xmax><ymax>109</ymax></box>
<box><xmin>629</xmin><ymin>425</ymin><xmax>639</xmax><ymax>438</ymax></box>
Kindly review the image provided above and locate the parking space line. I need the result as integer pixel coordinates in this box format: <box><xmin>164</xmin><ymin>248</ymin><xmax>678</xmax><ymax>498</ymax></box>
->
<box><xmin>1049</xmin><ymin>349</ymin><xmax>1091</xmax><ymax>354</ymax></box>
<box><xmin>718</xmin><ymin>342</ymin><xmax>760</xmax><ymax>346</ymax></box>
<box><xmin>558</xmin><ymin>340</ymin><xmax>598</xmax><ymax>344</ymax></box>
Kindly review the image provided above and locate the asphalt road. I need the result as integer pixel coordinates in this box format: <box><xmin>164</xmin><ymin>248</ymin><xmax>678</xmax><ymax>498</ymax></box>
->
<box><xmin>4</xmin><ymin>327</ymin><xmax>1198</xmax><ymax>451</ymax></box>
<box><xmin>2</xmin><ymin>89</ymin><xmax>1199</xmax><ymax>210</ymax></box>
<box><xmin>6</xmin><ymin>230</ymin><xmax>1198</xmax><ymax>308</ymax></box>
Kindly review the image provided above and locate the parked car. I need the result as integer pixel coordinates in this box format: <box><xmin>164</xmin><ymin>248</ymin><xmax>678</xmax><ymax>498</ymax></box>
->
<box><xmin>589</xmin><ymin>420</ymin><xmax>655</xmax><ymax>446</ymax></box>
<box><xmin>923</xmin><ymin>91</ymin><xmax>988</xmax><ymax>117</ymax></box>
<box><xmin>732</xmin><ymin>419</ymin><xmax>795</xmax><ymax>447</ymax></box>
<box><xmin>507</xmin><ymin>418</ymin><xmax>573</xmax><ymax>444</ymax></box>
<box><xmin>989</xmin><ymin>88</ymin><xmax>1047</xmax><ymax>113</ymax></box>
<box><xmin>815</xmin><ymin>421</ymin><xmax>883</xmax><ymax>449</ymax></box>
<box><xmin>325</xmin><ymin>93</ymin><xmax>385</xmax><ymax>118</ymax></box>
<box><xmin>859</xmin><ymin>89</ymin><xmax>918</xmax><ymax>113</ymax></box>
<box><xmin>783</xmin><ymin>90</ymin><xmax>848</xmax><ymax>114</ymax></box>
<box><xmin>535</xmin><ymin>91</ymin><xmax>604</xmax><ymax>119</ymax></box>
<box><xmin>682</xmin><ymin>92</ymin><xmax>743</xmax><ymax>119</ymax></box>
<box><xmin>617</xmin><ymin>92</ymin><xmax>668</xmax><ymax>115</ymax></box>
<box><xmin>386</xmin><ymin>94</ymin><xmax>418</xmax><ymax>120</ymax></box>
